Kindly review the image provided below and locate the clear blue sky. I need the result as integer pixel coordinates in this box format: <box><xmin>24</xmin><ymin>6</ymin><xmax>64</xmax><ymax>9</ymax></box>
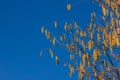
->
<box><xmin>0</xmin><ymin>0</ymin><xmax>102</xmax><ymax>80</ymax></box>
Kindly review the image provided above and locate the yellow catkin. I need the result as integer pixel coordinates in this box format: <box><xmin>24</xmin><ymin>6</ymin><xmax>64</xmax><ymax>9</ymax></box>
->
<box><xmin>87</xmin><ymin>40</ymin><xmax>94</xmax><ymax>50</ymax></box>
<box><xmin>67</xmin><ymin>4</ymin><xmax>71</xmax><ymax>11</ymax></box>
<box><xmin>69</xmin><ymin>43</ymin><xmax>74</xmax><ymax>51</ymax></box>
<box><xmin>41</xmin><ymin>26</ymin><xmax>44</xmax><ymax>33</ymax></box>
<box><xmin>60</xmin><ymin>34</ymin><xmax>62</xmax><ymax>41</ymax></box>
<box><xmin>116</xmin><ymin>37</ymin><xmax>120</xmax><ymax>47</ymax></box>
<box><xmin>107</xmin><ymin>67</ymin><xmax>110</xmax><ymax>72</ymax></box>
<box><xmin>93</xmin><ymin>49</ymin><xmax>99</xmax><ymax>60</ymax></box>
<box><xmin>80</xmin><ymin>31</ymin><xmax>86</xmax><ymax>37</ymax></box>
<box><xmin>76</xmin><ymin>29</ymin><xmax>79</xmax><ymax>34</ymax></box>
<box><xmin>70</xmin><ymin>67</ymin><xmax>74</xmax><ymax>77</ymax></box>
<box><xmin>80</xmin><ymin>63</ymin><xmax>84</xmax><ymax>73</ymax></box>
<box><xmin>49</xmin><ymin>49</ymin><xmax>54</xmax><ymax>58</ymax></box>
<box><xmin>117</xmin><ymin>0</ymin><xmax>120</xmax><ymax>5</ymax></box>
<box><xmin>54</xmin><ymin>21</ymin><xmax>58</xmax><ymax>28</ymax></box>
<box><xmin>40</xmin><ymin>50</ymin><xmax>42</xmax><ymax>57</ymax></box>
<box><xmin>82</xmin><ymin>54</ymin><xmax>86</xmax><ymax>66</ymax></box>
<box><xmin>64</xmin><ymin>22</ymin><xmax>68</xmax><ymax>30</ymax></box>
<box><xmin>111</xmin><ymin>2</ymin><xmax>116</xmax><ymax>10</ymax></box>
<box><xmin>103</xmin><ymin>60</ymin><xmax>107</xmax><ymax>66</ymax></box>
<box><xmin>70</xmin><ymin>54</ymin><xmax>74</xmax><ymax>61</ymax></box>
<box><xmin>94</xmin><ymin>70</ymin><xmax>97</xmax><ymax>77</ymax></box>
<box><xmin>97</xmin><ymin>34</ymin><xmax>101</xmax><ymax>42</ymax></box>
<box><xmin>105</xmin><ymin>0</ymin><xmax>110</xmax><ymax>6</ymax></box>
<box><xmin>74</xmin><ymin>36</ymin><xmax>79</xmax><ymax>42</ymax></box>
<box><xmin>47</xmin><ymin>32</ymin><xmax>50</xmax><ymax>39</ymax></box>
<box><xmin>102</xmin><ymin>3</ymin><xmax>108</xmax><ymax>16</ymax></box>
<box><xmin>52</xmin><ymin>37</ymin><xmax>56</xmax><ymax>45</ymax></box>
<box><xmin>88</xmin><ymin>61</ymin><xmax>90</xmax><ymax>66</ymax></box>
<box><xmin>117</xmin><ymin>28</ymin><xmax>120</xmax><ymax>34</ymax></box>
<box><xmin>55</xmin><ymin>56</ymin><xmax>59</xmax><ymax>65</ymax></box>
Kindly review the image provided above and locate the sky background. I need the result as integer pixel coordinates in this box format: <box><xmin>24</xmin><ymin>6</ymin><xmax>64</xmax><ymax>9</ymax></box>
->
<box><xmin>0</xmin><ymin>0</ymin><xmax>102</xmax><ymax>80</ymax></box>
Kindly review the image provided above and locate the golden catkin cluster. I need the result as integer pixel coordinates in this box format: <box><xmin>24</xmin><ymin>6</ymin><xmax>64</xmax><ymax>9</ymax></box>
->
<box><xmin>40</xmin><ymin>0</ymin><xmax>120</xmax><ymax>79</ymax></box>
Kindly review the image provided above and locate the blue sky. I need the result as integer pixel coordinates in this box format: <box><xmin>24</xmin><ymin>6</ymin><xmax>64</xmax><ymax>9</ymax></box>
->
<box><xmin>0</xmin><ymin>0</ymin><xmax>102</xmax><ymax>80</ymax></box>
